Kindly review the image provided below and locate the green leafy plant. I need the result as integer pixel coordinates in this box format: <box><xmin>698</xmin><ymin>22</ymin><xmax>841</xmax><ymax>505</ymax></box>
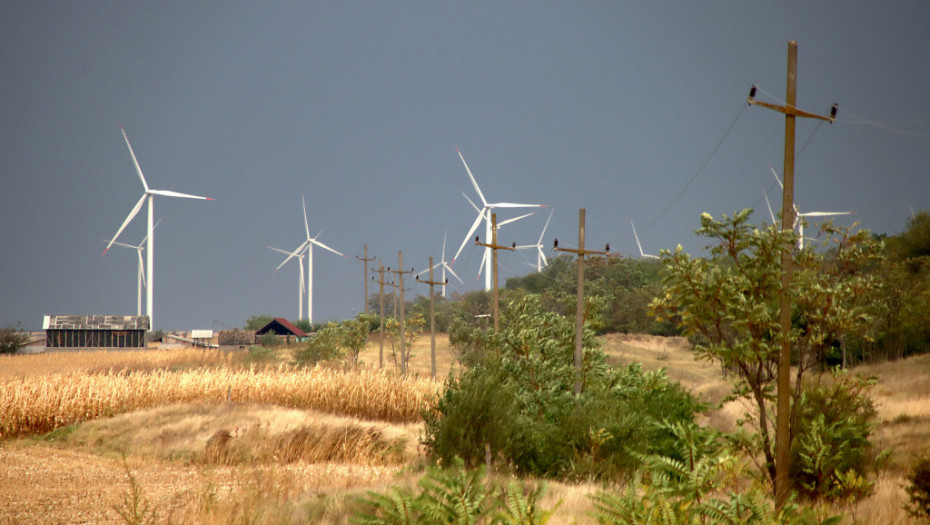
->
<box><xmin>353</xmin><ymin>457</ymin><xmax>557</xmax><ymax>525</ymax></box>
<box><xmin>424</xmin><ymin>295</ymin><xmax>703</xmax><ymax>481</ymax></box>
<box><xmin>905</xmin><ymin>455</ymin><xmax>930</xmax><ymax>520</ymax></box>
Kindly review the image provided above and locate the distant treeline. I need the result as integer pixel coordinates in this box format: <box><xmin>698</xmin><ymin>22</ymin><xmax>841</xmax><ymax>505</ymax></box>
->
<box><xmin>354</xmin><ymin>211</ymin><xmax>929</xmax><ymax>366</ymax></box>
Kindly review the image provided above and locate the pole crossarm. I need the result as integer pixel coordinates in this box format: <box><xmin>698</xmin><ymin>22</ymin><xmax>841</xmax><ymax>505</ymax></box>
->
<box><xmin>748</xmin><ymin>85</ymin><xmax>837</xmax><ymax>123</ymax></box>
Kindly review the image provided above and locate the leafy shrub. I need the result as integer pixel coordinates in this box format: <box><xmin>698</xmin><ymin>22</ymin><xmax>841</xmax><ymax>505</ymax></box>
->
<box><xmin>790</xmin><ymin>369</ymin><xmax>881</xmax><ymax>502</ymax></box>
<box><xmin>423</xmin><ymin>295</ymin><xmax>703</xmax><ymax>481</ymax></box>
<box><xmin>905</xmin><ymin>455</ymin><xmax>930</xmax><ymax>520</ymax></box>
<box><xmin>293</xmin><ymin>321</ymin><xmax>344</xmax><ymax>367</ymax></box>
<box><xmin>353</xmin><ymin>457</ymin><xmax>558</xmax><ymax>524</ymax></box>
<box><xmin>590</xmin><ymin>421</ymin><xmax>837</xmax><ymax>525</ymax></box>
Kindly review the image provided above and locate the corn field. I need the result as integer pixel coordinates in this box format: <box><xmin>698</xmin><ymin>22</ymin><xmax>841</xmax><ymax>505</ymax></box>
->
<box><xmin>1</xmin><ymin>365</ymin><xmax>439</xmax><ymax>438</ymax></box>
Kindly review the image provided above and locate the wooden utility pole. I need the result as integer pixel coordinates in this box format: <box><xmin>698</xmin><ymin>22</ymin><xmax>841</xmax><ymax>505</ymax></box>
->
<box><xmin>416</xmin><ymin>256</ymin><xmax>447</xmax><ymax>379</ymax></box>
<box><xmin>356</xmin><ymin>245</ymin><xmax>375</xmax><ymax>315</ymax></box>
<box><xmin>474</xmin><ymin>213</ymin><xmax>515</xmax><ymax>331</ymax></box>
<box><xmin>372</xmin><ymin>259</ymin><xmax>394</xmax><ymax>369</ymax></box>
<box><xmin>747</xmin><ymin>40</ymin><xmax>836</xmax><ymax>509</ymax></box>
<box><xmin>389</xmin><ymin>252</ymin><xmax>414</xmax><ymax>374</ymax></box>
<box><xmin>554</xmin><ymin>208</ymin><xmax>609</xmax><ymax>396</ymax></box>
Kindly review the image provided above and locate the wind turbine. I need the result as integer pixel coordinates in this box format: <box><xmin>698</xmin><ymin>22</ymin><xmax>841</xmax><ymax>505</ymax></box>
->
<box><xmin>273</xmin><ymin>196</ymin><xmax>347</xmax><ymax>325</ymax></box>
<box><xmin>416</xmin><ymin>230</ymin><xmax>464</xmax><ymax>298</ymax></box>
<box><xmin>515</xmin><ymin>208</ymin><xmax>554</xmax><ymax>272</ymax></box>
<box><xmin>767</xmin><ymin>165</ymin><xmax>851</xmax><ymax>249</ymax></box>
<box><xmin>451</xmin><ymin>146</ymin><xmax>546</xmax><ymax>290</ymax></box>
<box><xmin>268</xmin><ymin>246</ymin><xmax>306</xmax><ymax>320</ymax></box>
<box><xmin>101</xmin><ymin>219</ymin><xmax>160</xmax><ymax>316</ymax></box>
<box><xmin>631</xmin><ymin>220</ymin><xmax>660</xmax><ymax>259</ymax></box>
<box><xmin>102</xmin><ymin>125</ymin><xmax>214</xmax><ymax>327</ymax></box>
<box><xmin>463</xmin><ymin>192</ymin><xmax>536</xmax><ymax>281</ymax></box>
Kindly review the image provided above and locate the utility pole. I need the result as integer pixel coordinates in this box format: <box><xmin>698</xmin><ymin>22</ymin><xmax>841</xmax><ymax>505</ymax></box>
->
<box><xmin>356</xmin><ymin>245</ymin><xmax>375</xmax><ymax>315</ymax></box>
<box><xmin>475</xmin><ymin>213</ymin><xmax>515</xmax><ymax>331</ymax></box>
<box><xmin>554</xmin><ymin>208</ymin><xmax>610</xmax><ymax>396</ymax></box>
<box><xmin>747</xmin><ymin>40</ymin><xmax>836</xmax><ymax>509</ymax></box>
<box><xmin>416</xmin><ymin>256</ymin><xmax>447</xmax><ymax>379</ymax></box>
<box><xmin>389</xmin><ymin>252</ymin><xmax>414</xmax><ymax>374</ymax></box>
<box><xmin>372</xmin><ymin>259</ymin><xmax>394</xmax><ymax>369</ymax></box>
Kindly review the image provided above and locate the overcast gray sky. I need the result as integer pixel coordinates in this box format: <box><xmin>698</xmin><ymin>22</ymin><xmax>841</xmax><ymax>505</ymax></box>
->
<box><xmin>3</xmin><ymin>1</ymin><xmax>929</xmax><ymax>331</ymax></box>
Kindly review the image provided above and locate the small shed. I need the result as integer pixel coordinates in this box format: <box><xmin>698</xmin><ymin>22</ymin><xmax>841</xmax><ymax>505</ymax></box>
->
<box><xmin>44</xmin><ymin>315</ymin><xmax>150</xmax><ymax>348</ymax></box>
<box><xmin>255</xmin><ymin>318</ymin><xmax>308</xmax><ymax>344</ymax></box>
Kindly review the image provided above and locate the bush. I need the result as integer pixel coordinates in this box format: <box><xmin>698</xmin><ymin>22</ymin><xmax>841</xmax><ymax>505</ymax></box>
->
<box><xmin>905</xmin><ymin>456</ymin><xmax>930</xmax><ymax>520</ymax></box>
<box><xmin>422</xmin><ymin>295</ymin><xmax>703</xmax><ymax>481</ymax></box>
<box><xmin>0</xmin><ymin>325</ymin><xmax>30</xmax><ymax>354</ymax></box>
<box><xmin>353</xmin><ymin>457</ymin><xmax>558</xmax><ymax>524</ymax></box>
<box><xmin>790</xmin><ymin>369</ymin><xmax>881</xmax><ymax>502</ymax></box>
<box><xmin>293</xmin><ymin>322</ymin><xmax>344</xmax><ymax>367</ymax></box>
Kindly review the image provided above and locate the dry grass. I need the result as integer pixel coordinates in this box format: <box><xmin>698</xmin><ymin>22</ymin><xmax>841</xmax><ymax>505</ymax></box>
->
<box><xmin>1</xmin><ymin>364</ymin><xmax>438</xmax><ymax>438</ymax></box>
<box><xmin>0</xmin><ymin>346</ymin><xmax>233</xmax><ymax>378</ymax></box>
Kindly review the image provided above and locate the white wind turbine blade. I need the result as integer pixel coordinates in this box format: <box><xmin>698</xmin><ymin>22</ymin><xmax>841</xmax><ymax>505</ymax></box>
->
<box><xmin>310</xmin><ymin>238</ymin><xmax>346</xmax><ymax>258</ymax></box>
<box><xmin>769</xmin><ymin>164</ymin><xmax>784</xmax><ymax>191</ymax></box>
<box><xmin>120</xmin><ymin>124</ymin><xmax>149</xmax><ymax>191</ymax></box>
<box><xmin>631</xmin><ymin>220</ymin><xmax>660</xmax><ymax>259</ymax></box>
<box><xmin>463</xmin><ymin>192</ymin><xmax>482</xmax><ymax>213</ymax></box>
<box><xmin>442</xmin><ymin>261</ymin><xmax>464</xmax><ymax>284</ymax></box>
<box><xmin>498</xmin><ymin>210</ymin><xmax>536</xmax><ymax>228</ymax></box>
<box><xmin>488</xmin><ymin>201</ymin><xmax>546</xmax><ymax>208</ymax></box>
<box><xmin>452</xmin><ymin>209</ymin><xmax>486</xmax><ymax>263</ymax></box>
<box><xmin>763</xmin><ymin>187</ymin><xmax>777</xmax><ymax>224</ymax></box>
<box><xmin>302</xmin><ymin>195</ymin><xmax>311</xmax><ymax>240</ymax></box>
<box><xmin>102</xmin><ymin>194</ymin><xmax>147</xmax><ymax>255</ymax></box>
<box><xmin>537</xmin><ymin>246</ymin><xmax>548</xmax><ymax>268</ymax></box>
<box><xmin>538</xmin><ymin>209</ymin><xmax>553</xmax><ymax>244</ymax></box>
<box><xmin>799</xmin><ymin>211</ymin><xmax>852</xmax><ymax>218</ymax></box>
<box><xmin>104</xmin><ymin>239</ymin><xmax>139</xmax><ymax>250</ymax></box>
<box><xmin>138</xmin><ymin>218</ymin><xmax>161</xmax><ymax>247</ymax></box>
<box><xmin>148</xmin><ymin>189</ymin><xmax>214</xmax><ymax>200</ymax></box>
<box><xmin>416</xmin><ymin>260</ymin><xmax>442</xmax><ymax>277</ymax></box>
<box><xmin>632</xmin><ymin>220</ymin><xmax>646</xmax><ymax>257</ymax></box>
<box><xmin>456</xmin><ymin>146</ymin><xmax>487</xmax><ymax>207</ymax></box>
<box><xmin>274</xmin><ymin>241</ymin><xmax>309</xmax><ymax>272</ymax></box>
<box><xmin>441</xmin><ymin>230</ymin><xmax>448</xmax><ymax>263</ymax></box>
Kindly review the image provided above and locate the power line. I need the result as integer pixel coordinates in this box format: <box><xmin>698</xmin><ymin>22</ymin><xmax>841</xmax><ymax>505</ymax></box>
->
<box><xmin>640</xmin><ymin>100</ymin><xmax>748</xmax><ymax>233</ymax></box>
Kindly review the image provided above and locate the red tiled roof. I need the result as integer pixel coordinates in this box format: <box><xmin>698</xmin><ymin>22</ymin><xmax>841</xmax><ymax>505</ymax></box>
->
<box><xmin>256</xmin><ymin>317</ymin><xmax>308</xmax><ymax>337</ymax></box>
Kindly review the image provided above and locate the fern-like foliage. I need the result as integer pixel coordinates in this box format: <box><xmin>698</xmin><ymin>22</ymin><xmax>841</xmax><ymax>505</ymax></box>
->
<box><xmin>352</xmin><ymin>457</ymin><xmax>560</xmax><ymax>524</ymax></box>
<box><xmin>496</xmin><ymin>481</ymin><xmax>559</xmax><ymax>525</ymax></box>
<box><xmin>589</xmin><ymin>421</ymin><xmax>841</xmax><ymax>525</ymax></box>
<box><xmin>417</xmin><ymin>458</ymin><xmax>491</xmax><ymax>524</ymax></box>
<box><xmin>352</xmin><ymin>487</ymin><xmax>419</xmax><ymax>525</ymax></box>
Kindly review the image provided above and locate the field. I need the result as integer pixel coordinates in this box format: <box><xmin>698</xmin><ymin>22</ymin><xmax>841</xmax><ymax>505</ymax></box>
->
<box><xmin>1</xmin><ymin>335</ymin><xmax>927</xmax><ymax>523</ymax></box>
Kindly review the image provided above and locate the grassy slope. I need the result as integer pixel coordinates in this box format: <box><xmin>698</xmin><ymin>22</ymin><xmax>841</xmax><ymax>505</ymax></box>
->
<box><xmin>1</xmin><ymin>335</ymin><xmax>927</xmax><ymax>523</ymax></box>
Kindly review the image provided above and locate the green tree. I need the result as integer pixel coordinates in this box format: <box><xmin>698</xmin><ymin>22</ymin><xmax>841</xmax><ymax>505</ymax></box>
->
<box><xmin>244</xmin><ymin>314</ymin><xmax>273</xmax><ymax>331</ymax></box>
<box><xmin>343</xmin><ymin>313</ymin><xmax>377</xmax><ymax>367</ymax></box>
<box><xmin>650</xmin><ymin>210</ymin><xmax>882</xmax><ymax>492</ymax></box>
<box><xmin>424</xmin><ymin>295</ymin><xmax>702</xmax><ymax>480</ymax></box>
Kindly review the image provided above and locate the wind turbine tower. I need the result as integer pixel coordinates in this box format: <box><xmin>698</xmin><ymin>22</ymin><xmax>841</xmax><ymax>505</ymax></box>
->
<box><xmin>103</xmin><ymin>125</ymin><xmax>214</xmax><ymax>327</ymax></box>
<box><xmin>273</xmin><ymin>196</ymin><xmax>347</xmax><ymax>325</ymax></box>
